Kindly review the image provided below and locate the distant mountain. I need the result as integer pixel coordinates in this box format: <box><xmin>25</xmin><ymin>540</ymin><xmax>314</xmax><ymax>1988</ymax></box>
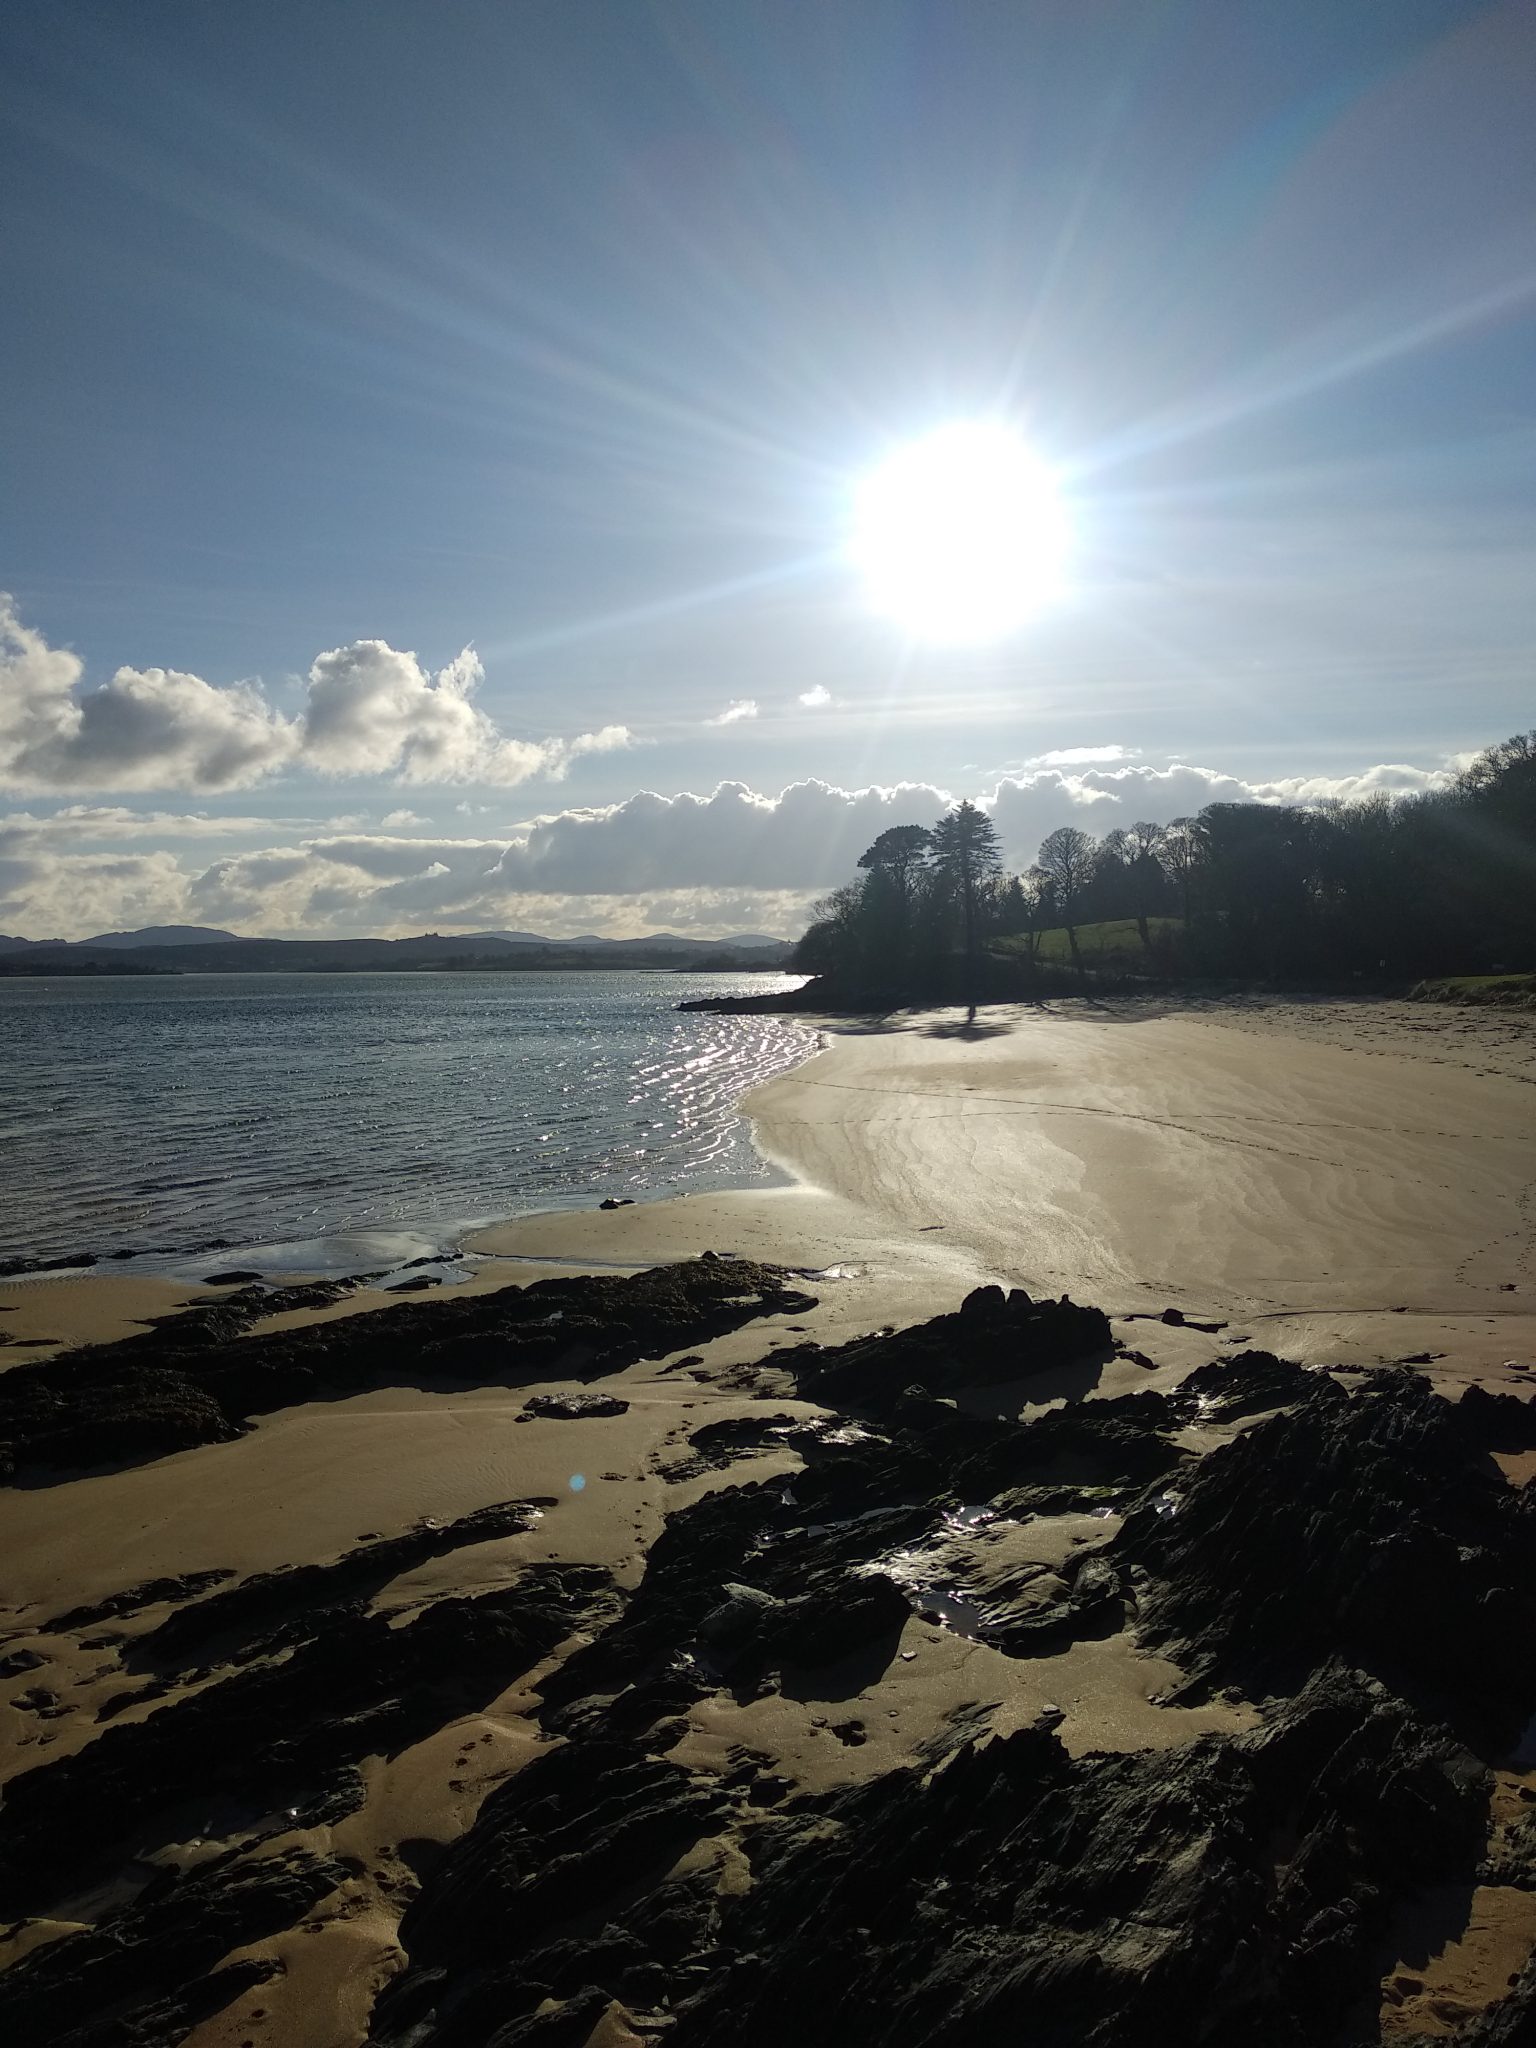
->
<box><xmin>82</xmin><ymin>925</ymin><xmax>240</xmax><ymax>949</ymax></box>
<box><xmin>0</xmin><ymin>927</ymin><xmax>793</xmax><ymax>974</ymax></box>
<box><xmin>467</xmin><ymin>929</ymin><xmax>788</xmax><ymax>955</ymax></box>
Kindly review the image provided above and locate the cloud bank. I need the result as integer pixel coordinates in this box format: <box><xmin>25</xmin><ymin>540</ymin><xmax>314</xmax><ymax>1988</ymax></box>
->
<box><xmin>1</xmin><ymin>756</ymin><xmax>1454</xmax><ymax>942</ymax></box>
<box><xmin>0</xmin><ymin>600</ymin><xmax>631</xmax><ymax>794</ymax></box>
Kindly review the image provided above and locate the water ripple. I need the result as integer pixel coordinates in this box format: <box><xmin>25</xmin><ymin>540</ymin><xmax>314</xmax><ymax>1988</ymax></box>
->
<box><xmin>0</xmin><ymin>970</ymin><xmax>814</xmax><ymax>1260</ymax></box>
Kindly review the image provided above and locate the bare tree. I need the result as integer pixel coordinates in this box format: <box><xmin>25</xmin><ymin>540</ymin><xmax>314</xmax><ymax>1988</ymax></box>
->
<box><xmin>1035</xmin><ymin>825</ymin><xmax>1097</xmax><ymax>970</ymax></box>
<box><xmin>1160</xmin><ymin>817</ymin><xmax>1203</xmax><ymax>926</ymax></box>
<box><xmin>1120</xmin><ymin>820</ymin><xmax>1168</xmax><ymax>949</ymax></box>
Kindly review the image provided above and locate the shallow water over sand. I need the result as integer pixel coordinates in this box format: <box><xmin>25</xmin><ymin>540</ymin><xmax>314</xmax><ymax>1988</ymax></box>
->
<box><xmin>0</xmin><ymin>969</ymin><xmax>814</xmax><ymax>1263</ymax></box>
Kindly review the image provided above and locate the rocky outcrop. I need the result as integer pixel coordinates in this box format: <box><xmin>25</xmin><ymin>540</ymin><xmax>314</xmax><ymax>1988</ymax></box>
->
<box><xmin>0</xmin><ymin>1847</ymin><xmax>346</xmax><ymax>2048</ymax></box>
<box><xmin>785</xmin><ymin>1283</ymin><xmax>1112</xmax><ymax>1407</ymax></box>
<box><xmin>130</xmin><ymin>1500</ymin><xmax>550</xmax><ymax>1670</ymax></box>
<box><xmin>370</xmin><ymin>1665</ymin><xmax>1488</xmax><ymax>2048</ymax></box>
<box><xmin>0</xmin><ymin>1565</ymin><xmax>614</xmax><ymax>1919</ymax></box>
<box><xmin>9</xmin><ymin>1289</ymin><xmax>1536</xmax><ymax>2045</ymax></box>
<box><xmin>1114</xmin><ymin>1368</ymin><xmax>1536</xmax><ymax>1740</ymax></box>
<box><xmin>0</xmin><ymin>1256</ymin><xmax>815</xmax><ymax>1480</ymax></box>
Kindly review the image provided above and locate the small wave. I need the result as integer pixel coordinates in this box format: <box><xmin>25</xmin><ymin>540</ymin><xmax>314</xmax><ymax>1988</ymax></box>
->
<box><xmin>1</xmin><ymin>971</ymin><xmax>815</xmax><ymax>1261</ymax></box>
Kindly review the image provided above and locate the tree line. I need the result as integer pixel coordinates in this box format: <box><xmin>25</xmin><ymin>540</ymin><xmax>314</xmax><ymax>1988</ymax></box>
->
<box><xmin>791</xmin><ymin>730</ymin><xmax>1536</xmax><ymax>999</ymax></box>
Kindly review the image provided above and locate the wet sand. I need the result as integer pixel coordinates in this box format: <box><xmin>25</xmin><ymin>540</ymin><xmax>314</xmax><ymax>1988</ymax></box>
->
<box><xmin>475</xmin><ymin>993</ymin><xmax>1536</xmax><ymax>1381</ymax></box>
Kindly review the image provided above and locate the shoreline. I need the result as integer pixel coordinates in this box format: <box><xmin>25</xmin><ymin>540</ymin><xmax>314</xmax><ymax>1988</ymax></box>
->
<box><xmin>472</xmin><ymin>990</ymin><xmax>1536</xmax><ymax>1379</ymax></box>
<box><xmin>7</xmin><ymin>992</ymin><xmax>1536</xmax><ymax>1375</ymax></box>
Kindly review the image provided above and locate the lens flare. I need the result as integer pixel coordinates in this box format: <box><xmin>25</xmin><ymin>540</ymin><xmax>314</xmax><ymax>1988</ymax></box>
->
<box><xmin>851</xmin><ymin>421</ymin><xmax>1070</xmax><ymax>643</ymax></box>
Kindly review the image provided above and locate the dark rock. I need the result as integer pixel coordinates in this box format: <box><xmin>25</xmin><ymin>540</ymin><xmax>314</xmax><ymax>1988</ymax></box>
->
<box><xmin>0</xmin><ymin>1565</ymin><xmax>615</xmax><ymax>1918</ymax></box>
<box><xmin>134</xmin><ymin>1500</ymin><xmax>548</xmax><ymax>1669</ymax></box>
<box><xmin>372</xmin><ymin>1664</ymin><xmax>1486</xmax><ymax>2048</ymax></box>
<box><xmin>599</xmin><ymin>1197</ymin><xmax>635</xmax><ymax>1210</ymax></box>
<box><xmin>0</xmin><ymin>1256</ymin><xmax>816</xmax><ymax>1483</ymax></box>
<box><xmin>787</xmin><ymin>1285</ymin><xmax>1112</xmax><ymax>1408</ymax></box>
<box><xmin>658</xmin><ymin>1412</ymin><xmax>802</xmax><ymax>1480</ymax></box>
<box><xmin>47</xmin><ymin>1568</ymin><xmax>236</xmax><ymax>1634</ymax></box>
<box><xmin>698</xmin><ymin>1582</ymin><xmax>782</xmax><ymax>1647</ymax></box>
<box><xmin>1481</xmin><ymin>1808</ymin><xmax>1536</xmax><ymax>1890</ymax></box>
<box><xmin>0</xmin><ymin>1253</ymin><xmax>98</xmax><ymax>1278</ymax></box>
<box><xmin>1458</xmin><ymin>1952</ymin><xmax>1536</xmax><ymax>2043</ymax></box>
<box><xmin>386</xmin><ymin>1274</ymin><xmax>441</xmax><ymax>1292</ymax></box>
<box><xmin>0</xmin><ymin>1649</ymin><xmax>47</xmax><ymax>1678</ymax></box>
<box><xmin>201</xmin><ymin>1269</ymin><xmax>265</xmax><ymax>1285</ymax></box>
<box><xmin>1175</xmin><ymin>1349</ymin><xmax>1315</xmax><ymax>1421</ymax></box>
<box><xmin>1114</xmin><ymin>1370</ymin><xmax>1536</xmax><ymax>1740</ymax></box>
<box><xmin>661</xmin><ymin>1666</ymin><xmax>1485</xmax><ymax>2048</ymax></box>
<box><xmin>1455</xmin><ymin>1382</ymin><xmax>1536</xmax><ymax>1451</ymax></box>
<box><xmin>0</xmin><ymin>1846</ymin><xmax>348</xmax><ymax>2048</ymax></box>
<box><xmin>522</xmin><ymin>1391</ymin><xmax>629</xmax><ymax>1420</ymax></box>
<box><xmin>368</xmin><ymin>1745</ymin><xmax>723</xmax><ymax>2047</ymax></box>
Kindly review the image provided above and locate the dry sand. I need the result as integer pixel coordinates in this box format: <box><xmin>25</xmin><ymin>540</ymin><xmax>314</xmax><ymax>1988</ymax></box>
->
<box><xmin>3</xmin><ymin>994</ymin><xmax>1535</xmax><ymax>2045</ymax></box>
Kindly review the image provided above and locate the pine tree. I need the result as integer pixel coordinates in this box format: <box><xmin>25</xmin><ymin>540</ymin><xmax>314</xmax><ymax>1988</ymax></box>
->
<box><xmin>930</xmin><ymin>801</ymin><xmax>1003</xmax><ymax>1018</ymax></box>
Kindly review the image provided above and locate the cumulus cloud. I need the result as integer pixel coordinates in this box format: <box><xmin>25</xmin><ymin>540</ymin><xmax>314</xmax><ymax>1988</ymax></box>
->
<box><xmin>1027</xmin><ymin>745</ymin><xmax>1135</xmax><ymax>766</ymax></box>
<box><xmin>708</xmin><ymin>699</ymin><xmax>759</xmax><ymax>725</ymax></box>
<box><xmin>1</xmin><ymin>755</ymin><xmax>1458</xmax><ymax>942</ymax></box>
<box><xmin>0</xmin><ymin>848</ymin><xmax>192</xmax><ymax>939</ymax></box>
<box><xmin>0</xmin><ymin>599</ymin><xmax>632</xmax><ymax>795</ymax></box>
<box><xmin>1247</xmin><ymin>763</ymin><xmax>1454</xmax><ymax>804</ymax></box>
<box><xmin>0</xmin><ymin>602</ymin><xmax>296</xmax><ymax>794</ymax></box>
<box><xmin>797</xmin><ymin>685</ymin><xmax>833</xmax><ymax>708</ymax></box>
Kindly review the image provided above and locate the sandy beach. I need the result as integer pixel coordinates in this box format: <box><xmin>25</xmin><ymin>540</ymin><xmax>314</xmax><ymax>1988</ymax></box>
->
<box><xmin>3</xmin><ymin>994</ymin><xmax>1535</xmax><ymax>2046</ymax></box>
<box><xmin>476</xmin><ymin>992</ymin><xmax>1536</xmax><ymax>1381</ymax></box>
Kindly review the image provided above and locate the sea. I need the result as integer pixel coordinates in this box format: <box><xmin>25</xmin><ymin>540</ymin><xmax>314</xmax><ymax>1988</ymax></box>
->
<box><xmin>0</xmin><ymin>971</ymin><xmax>817</xmax><ymax>1277</ymax></box>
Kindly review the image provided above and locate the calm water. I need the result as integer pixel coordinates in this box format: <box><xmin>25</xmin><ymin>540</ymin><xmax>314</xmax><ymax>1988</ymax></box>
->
<box><xmin>0</xmin><ymin>971</ymin><xmax>816</xmax><ymax>1268</ymax></box>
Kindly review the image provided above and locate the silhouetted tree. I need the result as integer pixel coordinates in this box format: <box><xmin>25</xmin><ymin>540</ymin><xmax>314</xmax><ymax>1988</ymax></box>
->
<box><xmin>1035</xmin><ymin>825</ymin><xmax>1097</xmax><ymax>969</ymax></box>
<box><xmin>856</xmin><ymin>824</ymin><xmax>933</xmax><ymax>977</ymax></box>
<box><xmin>1160</xmin><ymin>818</ymin><xmax>1202</xmax><ymax>926</ymax></box>
<box><xmin>790</xmin><ymin>883</ymin><xmax>866</xmax><ymax>978</ymax></box>
<box><xmin>931</xmin><ymin>801</ymin><xmax>1002</xmax><ymax>1018</ymax></box>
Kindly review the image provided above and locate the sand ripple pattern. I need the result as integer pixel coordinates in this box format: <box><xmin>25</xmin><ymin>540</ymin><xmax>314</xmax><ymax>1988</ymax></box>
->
<box><xmin>0</xmin><ymin>970</ymin><xmax>816</xmax><ymax>1260</ymax></box>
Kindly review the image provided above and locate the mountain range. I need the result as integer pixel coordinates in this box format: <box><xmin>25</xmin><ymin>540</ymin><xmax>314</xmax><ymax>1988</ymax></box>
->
<box><xmin>0</xmin><ymin>927</ymin><xmax>794</xmax><ymax>974</ymax></box>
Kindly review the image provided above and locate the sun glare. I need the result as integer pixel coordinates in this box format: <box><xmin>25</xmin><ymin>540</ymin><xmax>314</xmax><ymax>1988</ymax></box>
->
<box><xmin>851</xmin><ymin>422</ymin><xmax>1070</xmax><ymax>643</ymax></box>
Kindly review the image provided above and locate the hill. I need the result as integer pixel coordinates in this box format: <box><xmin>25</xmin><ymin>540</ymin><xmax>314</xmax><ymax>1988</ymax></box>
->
<box><xmin>0</xmin><ymin>930</ymin><xmax>793</xmax><ymax>976</ymax></box>
<box><xmin>81</xmin><ymin>925</ymin><xmax>240</xmax><ymax>948</ymax></box>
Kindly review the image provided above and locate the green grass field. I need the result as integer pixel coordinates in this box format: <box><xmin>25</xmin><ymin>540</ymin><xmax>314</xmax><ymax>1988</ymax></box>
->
<box><xmin>1410</xmin><ymin>973</ymin><xmax>1536</xmax><ymax>1008</ymax></box>
<box><xmin>993</xmin><ymin>916</ymin><xmax>1182</xmax><ymax>972</ymax></box>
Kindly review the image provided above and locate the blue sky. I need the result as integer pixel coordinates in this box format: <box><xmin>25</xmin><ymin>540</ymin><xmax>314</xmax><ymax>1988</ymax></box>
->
<box><xmin>2</xmin><ymin>0</ymin><xmax>1532</xmax><ymax>936</ymax></box>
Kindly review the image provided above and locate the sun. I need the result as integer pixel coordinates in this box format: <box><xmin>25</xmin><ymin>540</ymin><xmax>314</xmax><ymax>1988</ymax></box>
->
<box><xmin>850</xmin><ymin>421</ymin><xmax>1070</xmax><ymax>643</ymax></box>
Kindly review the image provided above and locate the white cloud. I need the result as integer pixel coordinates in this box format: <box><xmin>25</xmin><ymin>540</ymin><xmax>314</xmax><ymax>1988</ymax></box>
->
<box><xmin>0</xmin><ymin>848</ymin><xmax>191</xmax><ymax>939</ymax></box>
<box><xmin>0</xmin><ymin>600</ymin><xmax>297</xmax><ymax>794</ymax></box>
<box><xmin>380</xmin><ymin>809</ymin><xmax>426</xmax><ymax>828</ymax></box>
<box><xmin>1247</xmin><ymin>763</ymin><xmax>1454</xmax><ymax>804</ymax></box>
<box><xmin>1027</xmin><ymin>745</ymin><xmax>1135</xmax><ymax>766</ymax></box>
<box><xmin>0</xmin><ymin>756</ymin><xmax>1458</xmax><ymax>941</ymax></box>
<box><xmin>708</xmin><ymin>698</ymin><xmax>759</xmax><ymax>725</ymax></box>
<box><xmin>0</xmin><ymin>807</ymin><xmax>295</xmax><ymax>841</ymax></box>
<box><xmin>0</xmin><ymin>599</ymin><xmax>632</xmax><ymax>795</ymax></box>
<box><xmin>797</xmin><ymin>685</ymin><xmax>833</xmax><ymax>708</ymax></box>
